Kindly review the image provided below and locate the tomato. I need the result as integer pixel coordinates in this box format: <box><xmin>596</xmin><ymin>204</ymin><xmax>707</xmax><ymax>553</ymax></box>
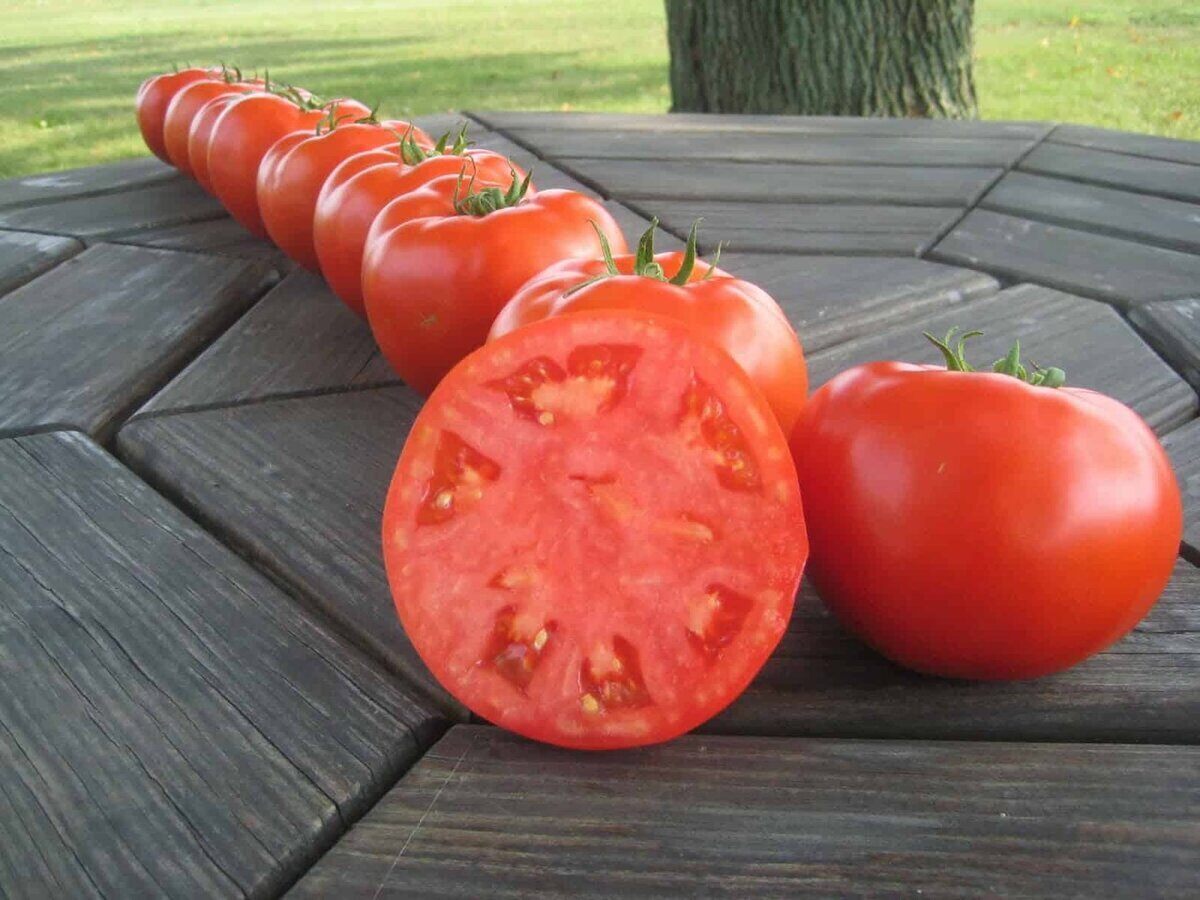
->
<box><xmin>383</xmin><ymin>309</ymin><xmax>807</xmax><ymax>749</ymax></box>
<box><xmin>790</xmin><ymin>330</ymin><xmax>1182</xmax><ymax>681</ymax></box>
<box><xmin>207</xmin><ymin>92</ymin><xmax>369</xmax><ymax>236</ymax></box>
<box><xmin>362</xmin><ymin>174</ymin><xmax>628</xmax><ymax>395</ymax></box>
<box><xmin>162</xmin><ymin>74</ymin><xmax>262</xmax><ymax>174</ymax></box>
<box><xmin>256</xmin><ymin>116</ymin><xmax>431</xmax><ymax>271</ymax></box>
<box><xmin>188</xmin><ymin>92</ymin><xmax>245</xmax><ymax>194</ymax></box>
<box><xmin>314</xmin><ymin>144</ymin><xmax>529</xmax><ymax>315</ymax></box>
<box><xmin>136</xmin><ymin>67</ymin><xmax>219</xmax><ymax>163</ymax></box>
<box><xmin>491</xmin><ymin>221</ymin><xmax>808</xmax><ymax>435</ymax></box>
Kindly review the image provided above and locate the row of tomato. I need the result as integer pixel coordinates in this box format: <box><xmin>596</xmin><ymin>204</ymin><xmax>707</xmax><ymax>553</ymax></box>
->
<box><xmin>137</xmin><ymin>67</ymin><xmax>1182</xmax><ymax>751</ymax></box>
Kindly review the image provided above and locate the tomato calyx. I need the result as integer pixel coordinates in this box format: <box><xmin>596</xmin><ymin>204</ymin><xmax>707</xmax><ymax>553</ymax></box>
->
<box><xmin>398</xmin><ymin>124</ymin><xmax>469</xmax><ymax>165</ymax></box>
<box><xmin>564</xmin><ymin>217</ymin><xmax>722</xmax><ymax>298</ymax></box>
<box><xmin>452</xmin><ymin>166</ymin><xmax>532</xmax><ymax>217</ymax></box>
<box><xmin>924</xmin><ymin>327</ymin><xmax>1067</xmax><ymax>388</ymax></box>
<box><xmin>314</xmin><ymin>100</ymin><xmax>380</xmax><ymax>134</ymax></box>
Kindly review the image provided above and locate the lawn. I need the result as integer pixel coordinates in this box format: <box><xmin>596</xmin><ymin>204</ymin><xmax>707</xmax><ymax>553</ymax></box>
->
<box><xmin>0</xmin><ymin>0</ymin><xmax>1197</xmax><ymax>178</ymax></box>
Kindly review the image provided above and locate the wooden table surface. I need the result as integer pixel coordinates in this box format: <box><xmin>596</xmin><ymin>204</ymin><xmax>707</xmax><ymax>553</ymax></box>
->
<box><xmin>1</xmin><ymin>112</ymin><xmax>1198</xmax><ymax>898</ymax></box>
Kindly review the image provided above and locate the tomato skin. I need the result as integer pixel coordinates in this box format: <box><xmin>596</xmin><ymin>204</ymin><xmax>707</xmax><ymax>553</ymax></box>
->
<box><xmin>314</xmin><ymin>150</ymin><xmax>528</xmax><ymax>315</ymax></box>
<box><xmin>163</xmin><ymin>79</ymin><xmax>260</xmax><ymax>174</ymax></box>
<box><xmin>383</xmin><ymin>309</ymin><xmax>807</xmax><ymax>749</ymax></box>
<box><xmin>136</xmin><ymin>68</ymin><xmax>219</xmax><ymax>162</ymax></box>
<box><xmin>790</xmin><ymin>361</ymin><xmax>1182</xmax><ymax>680</ymax></box>
<box><xmin>207</xmin><ymin>93</ymin><xmax>369</xmax><ymax>236</ymax></box>
<box><xmin>491</xmin><ymin>254</ymin><xmax>808</xmax><ymax>435</ymax></box>
<box><xmin>362</xmin><ymin>178</ymin><xmax>628</xmax><ymax>394</ymax></box>
<box><xmin>188</xmin><ymin>93</ymin><xmax>247</xmax><ymax>194</ymax></box>
<box><xmin>256</xmin><ymin>120</ymin><xmax>431</xmax><ymax>271</ymax></box>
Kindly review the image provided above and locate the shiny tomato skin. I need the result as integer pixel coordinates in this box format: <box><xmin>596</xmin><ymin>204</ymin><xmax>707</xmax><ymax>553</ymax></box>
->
<box><xmin>790</xmin><ymin>361</ymin><xmax>1182</xmax><ymax>680</ymax></box>
<box><xmin>136</xmin><ymin>68</ymin><xmax>218</xmax><ymax>162</ymax></box>
<box><xmin>314</xmin><ymin>150</ymin><xmax>528</xmax><ymax>315</ymax></box>
<box><xmin>163</xmin><ymin>79</ymin><xmax>260</xmax><ymax>174</ymax></box>
<box><xmin>491</xmin><ymin>254</ymin><xmax>808</xmax><ymax>435</ymax></box>
<box><xmin>187</xmin><ymin>93</ymin><xmax>247</xmax><ymax>194</ymax></box>
<box><xmin>383</xmin><ymin>309</ymin><xmax>808</xmax><ymax>749</ymax></box>
<box><xmin>257</xmin><ymin>120</ymin><xmax>432</xmax><ymax>271</ymax></box>
<box><xmin>207</xmin><ymin>93</ymin><xmax>369</xmax><ymax>236</ymax></box>
<box><xmin>362</xmin><ymin>178</ymin><xmax>628</xmax><ymax>395</ymax></box>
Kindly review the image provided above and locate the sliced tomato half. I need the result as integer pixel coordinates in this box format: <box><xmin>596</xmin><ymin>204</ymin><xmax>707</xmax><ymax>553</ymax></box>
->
<box><xmin>383</xmin><ymin>310</ymin><xmax>808</xmax><ymax>749</ymax></box>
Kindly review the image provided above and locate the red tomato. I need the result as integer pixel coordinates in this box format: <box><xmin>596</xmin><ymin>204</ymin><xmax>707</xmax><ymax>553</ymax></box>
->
<box><xmin>207</xmin><ymin>93</ymin><xmax>369</xmax><ymax>236</ymax></box>
<box><xmin>383</xmin><ymin>309</ymin><xmax>808</xmax><ymax>749</ymax></box>
<box><xmin>491</xmin><ymin>222</ymin><xmax>808</xmax><ymax>435</ymax></box>
<box><xmin>188</xmin><ymin>92</ymin><xmax>244</xmax><ymax>194</ymax></box>
<box><xmin>162</xmin><ymin>76</ymin><xmax>262</xmax><ymax>174</ymax></box>
<box><xmin>362</xmin><ymin>175</ymin><xmax>628</xmax><ymax>395</ymax></box>
<box><xmin>136</xmin><ymin>67</ymin><xmax>219</xmax><ymax>162</ymax></box>
<box><xmin>790</xmin><ymin>331</ymin><xmax>1182</xmax><ymax>680</ymax></box>
<box><xmin>256</xmin><ymin>117</ymin><xmax>432</xmax><ymax>271</ymax></box>
<box><xmin>314</xmin><ymin>148</ymin><xmax>529</xmax><ymax>315</ymax></box>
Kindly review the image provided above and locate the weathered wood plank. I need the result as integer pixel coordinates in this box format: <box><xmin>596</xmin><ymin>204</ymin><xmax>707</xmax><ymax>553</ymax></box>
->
<box><xmin>507</xmin><ymin>127</ymin><xmax>1036</xmax><ymax>166</ymax></box>
<box><xmin>0</xmin><ymin>229</ymin><xmax>82</xmax><ymax>296</ymax></box>
<box><xmin>930</xmin><ymin>210</ymin><xmax>1200</xmax><ymax>307</ymax></box>
<box><xmin>981</xmin><ymin>171</ymin><xmax>1200</xmax><ymax>254</ymax></box>
<box><xmin>1163</xmin><ymin>419</ymin><xmax>1200</xmax><ymax>562</ymax></box>
<box><xmin>1130</xmin><ymin>297</ymin><xmax>1200</xmax><ymax>391</ymax></box>
<box><xmin>0</xmin><ymin>156</ymin><xmax>177</xmax><ymax>210</ymax></box>
<box><xmin>600</xmin><ymin>200</ymin><xmax>685</xmax><ymax>250</ymax></box>
<box><xmin>552</xmin><ymin>157</ymin><xmax>1001</xmax><ymax>206</ymax></box>
<box><xmin>0</xmin><ymin>430</ymin><xmax>445</xmax><ymax>899</ymax></box>
<box><xmin>292</xmin><ymin>725</ymin><xmax>1200</xmax><ymax>899</ymax></box>
<box><xmin>471</xmin><ymin>109</ymin><xmax>1050</xmax><ymax>139</ymax></box>
<box><xmin>805</xmin><ymin>283</ymin><xmax>1197</xmax><ymax>433</ymax></box>
<box><xmin>1020</xmin><ymin>142</ymin><xmax>1200</xmax><ymax>204</ymax></box>
<box><xmin>471</xmin><ymin>131</ymin><xmax>599</xmax><ymax>196</ymax></box>
<box><xmin>1049</xmin><ymin>123</ymin><xmax>1200</xmax><ymax>168</ymax></box>
<box><xmin>641</xmin><ymin>199</ymin><xmax>960</xmax><ymax>255</ymax></box>
<box><xmin>713</xmin><ymin>252</ymin><xmax>998</xmax><ymax>353</ymax></box>
<box><xmin>0</xmin><ymin>243</ymin><xmax>274</xmax><ymax>440</ymax></box>
<box><xmin>109</xmin><ymin>215</ymin><xmax>290</xmax><ymax>267</ymax></box>
<box><xmin>116</xmin><ymin>387</ymin><xmax>461</xmax><ymax>714</ymax></box>
<box><xmin>0</xmin><ymin>178</ymin><xmax>226</xmax><ymax>241</ymax></box>
<box><xmin>137</xmin><ymin>268</ymin><xmax>394</xmax><ymax>417</ymax></box>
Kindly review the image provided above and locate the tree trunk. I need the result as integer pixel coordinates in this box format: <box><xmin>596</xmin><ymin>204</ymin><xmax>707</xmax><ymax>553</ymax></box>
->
<box><xmin>665</xmin><ymin>0</ymin><xmax>978</xmax><ymax>118</ymax></box>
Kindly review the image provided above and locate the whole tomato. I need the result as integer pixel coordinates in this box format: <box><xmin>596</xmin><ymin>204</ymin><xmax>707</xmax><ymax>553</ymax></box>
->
<box><xmin>314</xmin><ymin>134</ymin><xmax>529</xmax><ymax>315</ymax></box>
<box><xmin>188</xmin><ymin>92</ymin><xmax>246</xmax><ymax>193</ymax></box>
<box><xmin>490</xmin><ymin>221</ymin><xmax>808</xmax><ymax>435</ymax></box>
<box><xmin>162</xmin><ymin>70</ymin><xmax>262</xmax><ymax>174</ymax></box>
<box><xmin>207</xmin><ymin>91</ymin><xmax>369</xmax><ymax>236</ymax></box>
<box><xmin>790</xmin><ymin>329</ymin><xmax>1182</xmax><ymax>681</ymax></box>
<box><xmin>257</xmin><ymin>113</ymin><xmax>432</xmax><ymax>271</ymax></box>
<box><xmin>136</xmin><ymin>66</ymin><xmax>220</xmax><ymax>162</ymax></box>
<box><xmin>361</xmin><ymin>173</ymin><xmax>628</xmax><ymax>395</ymax></box>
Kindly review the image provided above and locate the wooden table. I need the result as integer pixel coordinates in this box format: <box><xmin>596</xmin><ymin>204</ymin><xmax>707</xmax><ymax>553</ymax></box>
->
<box><xmin>1</xmin><ymin>112</ymin><xmax>1198</xmax><ymax>898</ymax></box>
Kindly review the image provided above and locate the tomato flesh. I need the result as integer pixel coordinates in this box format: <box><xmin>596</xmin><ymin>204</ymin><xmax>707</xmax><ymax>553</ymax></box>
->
<box><xmin>383</xmin><ymin>311</ymin><xmax>808</xmax><ymax>749</ymax></box>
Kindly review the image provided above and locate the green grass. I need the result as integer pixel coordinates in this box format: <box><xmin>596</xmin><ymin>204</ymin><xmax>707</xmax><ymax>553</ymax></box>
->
<box><xmin>1</xmin><ymin>0</ymin><xmax>1197</xmax><ymax>178</ymax></box>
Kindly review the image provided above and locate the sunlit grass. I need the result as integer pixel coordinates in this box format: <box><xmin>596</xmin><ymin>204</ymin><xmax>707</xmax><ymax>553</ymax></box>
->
<box><xmin>0</xmin><ymin>0</ymin><xmax>1196</xmax><ymax>177</ymax></box>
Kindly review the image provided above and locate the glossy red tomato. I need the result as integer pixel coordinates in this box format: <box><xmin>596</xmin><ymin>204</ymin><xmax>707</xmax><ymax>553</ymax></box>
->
<box><xmin>314</xmin><ymin>147</ymin><xmax>529</xmax><ymax>315</ymax></box>
<box><xmin>207</xmin><ymin>93</ymin><xmax>369</xmax><ymax>236</ymax></box>
<box><xmin>187</xmin><ymin>92</ymin><xmax>244</xmax><ymax>193</ymax></box>
<box><xmin>790</xmin><ymin>331</ymin><xmax>1182</xmax><ymax>680</ymax></box>
<box><xmin>162</xmin><ymin>75</ymin><xmax>261</xmax><ymax>174</ymax></box>
<box><xmin>136</xmin><ymin>67</ymin><xmax>219</xmax><ymax>162</ymax></box>
<box><xmin>257</xmin><ymin>117</ymin><xmax>432</xmax><ymax>271</ymax></box>
<box><xmin>362</xmin><ymin>175</ymin><xmax>628</xmax><ymax>394</ymax></box>
<box><xmin>491</xmin><ymin>222</ymin><xmax>808</xmax><ymax>435</ymax></box>
<box><xmin>383</xmin><ymin>309</ymin><xmax>808</xmax><ymax>749</ymax></box>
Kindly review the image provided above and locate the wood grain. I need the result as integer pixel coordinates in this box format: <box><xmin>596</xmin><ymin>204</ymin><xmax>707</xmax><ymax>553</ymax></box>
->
<box><xmin>1130</xmin><ymin>297</ymin><xmax>1200</xmax><ymax>391</ymax></box>
<box><xmin>930</xmin><ymin>210</ymin><xmax>1200</xmax><ymax>307</ymax></box>
<box><xmin>1020</xmin><ymin>142</ymin><xmax>1200</xmax><ymax>204</ymax></box>
<box><xmin>0</xmin><ymin>243</ymin><xmax>274</xmax><ymax>440</ymax></box>
<box><xmin>1163</xmin><ymin>419</ymin><xmax>1200</xmax><ymax>563</ymax></box>
<box><xmin>109</xmin><ymin>215</ymin><xmax>290</xmax><ymax>267</ymax></box>
<box><xmin>117</xmin><ymin>387</ymin><xmax>461</xmax><ymax>715</ymax></box>
<box><xmin>805</xmin><ymin>283</ymin><xmax>1197</xmax><ymax>433</ymax></box>
<box><xmin>0</xmin><ymin>229</ymin><xmax>82</xmax><ymax>296</ymax></box>
<box><xmin>0</xmin><ymin>431</ymin><xmax>445</xmax><ymax>898</ymax></box>
<box><xmin>1049</xmin><ymin>123</ymin><xmax>1200</xmax><ymax>166</ymax></box>
<box><xmin>0</xmin><ymin>157</ymin><xmax>176</xmax><ymax>210</ymax></box>
<box><xmin>292</xmin><ymin>725</ymin><xmax>1200</xmax><ymax>899</ymax></box>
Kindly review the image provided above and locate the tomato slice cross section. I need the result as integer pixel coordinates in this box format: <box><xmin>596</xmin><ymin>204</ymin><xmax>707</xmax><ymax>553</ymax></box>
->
<box><xmin>383</xmin><ymin>311</ymin><xmax>808</xmax><ymax>749</ymax></box>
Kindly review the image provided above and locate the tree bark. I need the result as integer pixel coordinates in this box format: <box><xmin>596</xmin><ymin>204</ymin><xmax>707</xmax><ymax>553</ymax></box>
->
<box><xmin>665</xmin><ymin>0</ymin><xmax>978</xmax><ymax>118</ymax></box>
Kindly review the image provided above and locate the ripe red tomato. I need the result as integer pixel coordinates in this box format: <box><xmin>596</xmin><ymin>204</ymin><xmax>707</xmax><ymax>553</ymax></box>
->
<box><xmin>256</xmin><ymin>116</ymin><xmax>432</xmax><ymax>271</ymax></box>
<box><xmin>162</xmin><ymin>75</ymin><xmax>261</xmax><ymax>174</ymax></box>
<box><xmin>187</xmin><ymin>92</ymin><xmax>244</xmax><ymax>194</ymax></box>
<box><xmin>491</xmin><ymin>222</ymin><xmax>808</xmax><ymax>435</ymax></box>
<box><xmin>362</xmin><ymin>175</ymin><xmax>628</xmax><ymax>395</ymax></box>
<box><xmin>207</xmin><ymin>93</ymin><xmax>369</xmax><ymax>236</ymax></box>
<box><xmin>790</xmin><ymin>331</ymin><xmax>1182</xmax><ymax>680</ymax></box>
<box><xmin>136</xmin><ymin>67</ymin><xmax>219</xmax><ymax>162</ymax></box>
<box><xmin>383</xmin><ymin>309</ymin><xmax>808</xmax><ymax>749</ymax></box>
<box><xmin>314</xmin><ymin>147</ymin><xmax>529</xmax><ymax>315</ymax></box>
